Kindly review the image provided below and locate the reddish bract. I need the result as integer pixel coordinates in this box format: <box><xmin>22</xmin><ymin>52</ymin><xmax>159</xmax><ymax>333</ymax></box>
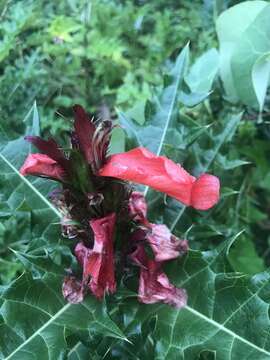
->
<box><xmin>147</xmin><ymin>224</ymin><xmax>188</xmax><ymax>262</ymax></box>
<box><xmin>99</xmin><ymin>147</ymin><xmax>220</xmax><ymax>210</ymax></box>
<box><xmin>139</xmin><ymin>260</ymin><xmax>187</xmax><ymax>308</ymax></box>
<box><xmin>75</xmin><ymin>213</ymin><xmax>116</xmax><ymax>299</ymax></box>
<box><xmin>130</xmin><ymin>245</ymin><xmax>187</xmax><ymax>308</ymax></box>
<box><xmin>20</xmin><ymin>153</ymin><xmax>66</xmax><ymax>181</ymax></box>
<box><xmin>128</xmin><ymin>191</ymin><xmax>148</xmax><ymax>224</ymax></box>
<box><xmin>24</xmin><ymin>135</ymin><xmax>69</xmax><ymax>171</ymax></box>
<box><xmin>73</xmin><ymin>104</ymin><xmax>96</xmax><ymax>164</ymax></box>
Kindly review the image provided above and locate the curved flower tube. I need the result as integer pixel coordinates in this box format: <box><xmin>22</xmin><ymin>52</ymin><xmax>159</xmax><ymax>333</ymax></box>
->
<box><xmin>99</xmin><ymin>147</ymin><xmax>220</xmax><ymax>210</ymax></box>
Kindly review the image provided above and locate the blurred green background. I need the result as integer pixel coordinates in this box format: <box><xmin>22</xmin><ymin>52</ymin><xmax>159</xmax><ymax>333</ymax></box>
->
<box><xmin>0</xmin><ymin>0</ymin><xmax>218</xmax><ymax>138</ymax></box>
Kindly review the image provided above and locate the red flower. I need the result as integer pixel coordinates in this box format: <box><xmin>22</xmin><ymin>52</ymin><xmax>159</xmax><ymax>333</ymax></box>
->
<box><xmin>147</xmin><ymin>224</ymin><xmax>188</xmax><ymax>262</ymax></box>
<box><xmin>20</xmin><ymin>153</ymin><xmax>66</xmax><ymax>181</ymax></box>
<box><xmin>75</xmin><ymin>213</ymin><xmax>116</xmax><ymax>299</ymax></box>
<box><xmin>130</xmin><ymin>245</ymin><xmax>187</xmax><ymax>308</ymax></box>
<box><xmin>99</xmin><ymin>147</ymin><xmax>220</xmax><ymax>210</ymax></box>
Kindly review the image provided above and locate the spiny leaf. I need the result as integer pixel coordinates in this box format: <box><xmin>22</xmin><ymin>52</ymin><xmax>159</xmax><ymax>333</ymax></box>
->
<box><xmin>67</xmin><ymin>342</ymin><xmax>91</xmax><ymax>360</ymax></box>
<box><xmin>0</xmin><ymin>273</ymin><xmax>127</xmax><ymax>359</ymax></box>
<box><xmin>104</xmin><ymin>238</ymin><xmax>270</xmax><ymax>359</ymax></box>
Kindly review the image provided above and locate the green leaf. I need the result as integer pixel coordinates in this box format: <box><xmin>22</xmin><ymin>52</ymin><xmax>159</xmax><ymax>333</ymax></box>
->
<box><xmin>125</xmin><ymin>100</ymin><xmax>146</xmax><ymax>125</ymax></box>
<box><xmin>67</xmin><ymin>342</ymin><xmax>91</xmax><ymax>360</ymax></box>
<box><xmin>0</xmin><ymin>273</ymin><xmax>127</xmax><ymax>359</ymax></box>
<box><xmin>185</xmin><ymin>48</ymin><xmax>219</xmax><ymax>93</ymax></box>
<box><xmin>228</xmin><ymin>235</ymin><xmax>265</xmax><ymax>275</ymax></box>
<box><xmin>216</xmin><ymin>154</ymin><xmax>250</xmax><ymax>170</ymax></box>
<box><xmin>178</xmin><ymin>90</ymin><xmax>210</xmax><ymax>107</ymax></box>
<box><xmin>11</xmin><ymin>250</ymin><xmax>65</xmax><ymax>276</ymax></box>
<box><xmin>252</xmin><ymin>53</ymin><xmax>270</xmax><ymax>112</ymax></box>
<box><xmin>110</xmin><ymin>126</ymin><xmax>126</xmax><ymax>155</ymax></box>
<box><xmin>156</xmin><ymin>244</ymin><xmax>270</xmax><ymax>359</ymax></box>
<box><xmin>216</xmin><ymin>1</ymin><xmax>270</xmax><ymax>109</ymax></box>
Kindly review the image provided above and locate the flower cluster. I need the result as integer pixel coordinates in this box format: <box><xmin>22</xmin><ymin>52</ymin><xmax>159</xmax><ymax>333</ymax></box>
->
<box><xmin>20</xmin><ymin>105</ymin><xmax>220</xmax><ymax>308</ymax></box>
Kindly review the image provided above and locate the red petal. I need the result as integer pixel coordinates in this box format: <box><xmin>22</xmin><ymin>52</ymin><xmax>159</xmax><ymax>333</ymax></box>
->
<box><xmin>191</xmin><ymin>174</ymin><xmax>220</xmax><ymax>210</ymax></box>
<box><xmin>20</xmin><ymin>153</ymin><xmax>66</xmax><ymax>181</ymax></box>
<box><xmin>138</xmin><ymin>258</ymin><xmax>187</xmax><ymax>309</ymax></box>
<box><xmin>75</xmin><ymin>213</ymin><xmax>116</xmax><ymax>299</ymax></box>
<box><xmin>147</xmin><ymin>224</ymin><xmax>188</xmax><ymax>262</ymax></box>
<box><xmin>73</xmin><ymin>105</ymin><xmax>96</xmax><ymax>164</ymax></box>
<box><xmin>99</xmin><ymin>147</ymin><xmax>220</xmax><ymax>210</ymax></box>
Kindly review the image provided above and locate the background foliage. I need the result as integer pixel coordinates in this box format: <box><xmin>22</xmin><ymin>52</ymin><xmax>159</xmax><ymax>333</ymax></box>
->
<box><xmin>1</xmin><ymin>0</ymin><xmax>270</xmax><ymax>359</ymax></box>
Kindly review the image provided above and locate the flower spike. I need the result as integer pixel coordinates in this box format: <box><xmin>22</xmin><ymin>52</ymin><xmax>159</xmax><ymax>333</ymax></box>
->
<box><xmin>19</xmin><ymin>104</ymin><xmax>221</xmax><ymax>308</ymax></box>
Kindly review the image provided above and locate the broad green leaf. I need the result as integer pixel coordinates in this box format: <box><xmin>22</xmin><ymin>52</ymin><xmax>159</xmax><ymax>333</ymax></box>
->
<box><xmin>125</xmin><ymin>100</ymin><xmax>146</xmax><ymax>125</ymax></box>
<box><xmin>185</xmin><ymin>48</ymin><xmax>219</xmax><ymax>93</ymax></box>
<box><xmin>178</xmin><ymin>90</ymin><xmax>209</xmax><ymax>107</ymax></box>
<box><xmin>228</xmin><ymin>235</ymin><xmax>265</xmax><ymax>275</ymax></box>
<box><xmin>0</xmin><ymin>273</ymin><xmax>127</xmax><ymax>359</ymax></box>
<box><xmin>216</xmin><ymin>1</ymin><xmax>270</xmax><ymax>109</ymax></box>
<box><xmin>252</xmin><ymin>53</ymin><xmax>270</xmax><ymax>112</ymax></box>
<box><xmin>216</xmin><ymin>1</ymin><xmax>267</xmax><ymax>102</ymax></box>
<box><xmin>155</xmin><ymin>243</ymin><xmax>270</xmax><ymax>359</ymax></box>
<box><xmin>109</xmin><ymin>127</ymin><xmax>126</xmax><ymax>155</ymax></box>
<box><xmin>67</xmin><ymin>342</ymin><xmax>91</xmax><ymax>360</ymax></box>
